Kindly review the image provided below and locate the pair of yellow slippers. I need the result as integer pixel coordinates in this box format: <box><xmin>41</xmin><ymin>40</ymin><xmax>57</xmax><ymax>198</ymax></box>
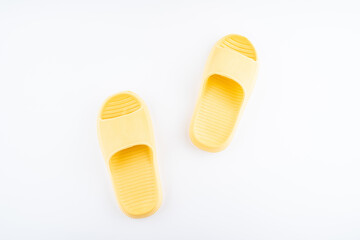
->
<box><xmin>97</xmin><ymin>34</ymin><xmax>258</xmax><ymax>218</ymax></box>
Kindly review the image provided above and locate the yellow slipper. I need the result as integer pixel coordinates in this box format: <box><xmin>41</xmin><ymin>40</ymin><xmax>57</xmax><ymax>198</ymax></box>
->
<box><xmin>97</xmin><ymin>92</ymin><xmax>162</xmax><ymax>218</ymax></box>
<box><xmin>190</xmin><ymin>34</ymin><xmax>258</xmax><ymax>152</ymax></box>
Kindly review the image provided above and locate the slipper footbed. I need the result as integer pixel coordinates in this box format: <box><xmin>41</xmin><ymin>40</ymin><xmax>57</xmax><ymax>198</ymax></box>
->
<box><xmin>100</xmin><ymin>93</ymin><xmax>160</xmax><ymax>217</ymax></box>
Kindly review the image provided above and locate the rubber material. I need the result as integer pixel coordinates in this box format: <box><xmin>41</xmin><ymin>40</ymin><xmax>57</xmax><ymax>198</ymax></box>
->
<box><xmin>97</xmin><ymin>92</ymin><xmax>162</xmax><ymax>218</ymax></box>
<box><xmin>190</xmin><ymin>34</ymin><xmax>258</xmax><ymax>152</ymax></box>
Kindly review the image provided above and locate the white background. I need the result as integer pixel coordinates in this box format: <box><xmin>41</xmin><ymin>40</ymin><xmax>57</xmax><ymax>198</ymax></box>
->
<box><xmin>1</xmin><ymin>0</ymin><xmax>360</xmax><ymax>239</ymax></box>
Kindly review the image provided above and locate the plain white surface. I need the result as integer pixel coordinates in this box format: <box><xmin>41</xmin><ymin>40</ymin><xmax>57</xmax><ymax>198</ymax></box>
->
<box><xmin>1</xmin><ymin>0</ymin><xmax>360</xmax><ymax>239</ymax></box>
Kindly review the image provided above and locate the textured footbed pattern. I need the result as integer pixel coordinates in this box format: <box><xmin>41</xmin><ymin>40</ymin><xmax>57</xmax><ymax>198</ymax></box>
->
<box><xmin>101</xmin><ymin>94</ymin><xmax>141</xmax><ymax>119</ymax></box>
<box><xmin>219</xmin><ymin>34</ymin><xmax>257</xmax><ymax>61</ymax></box>
<box><xmin>193</xmin><ymin>74</ymin><xmax>245</xmax><ymax>147</ymax></box>
<box><xmin>100</xmin><ymin>93</ymin><xmax>158</xmax><ymax>217</ymax></box>
<box><xmin>109</xmin><ymin>145</ymin><xmax>158</xmax><ymax>215</ymax></box>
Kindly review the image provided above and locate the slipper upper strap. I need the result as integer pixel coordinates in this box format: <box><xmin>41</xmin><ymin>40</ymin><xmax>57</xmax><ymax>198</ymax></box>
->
<box><xmin>204</xmin><ymin>46</ymin><xmax>258</xmax><ymax>98</ymax></box>
<box><xmin>98</xmin><ymin>107</ymin><xmax>154</xmax><ymax>161</ymax></box>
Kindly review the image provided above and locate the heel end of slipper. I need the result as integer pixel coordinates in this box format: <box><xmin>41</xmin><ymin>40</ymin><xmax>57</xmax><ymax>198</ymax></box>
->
<box><xmin>218</xmin><ymin>34</ymin><xmax>257</xmax><ymax>61</ymax></box>
<box><xmin>100</xmin><ymin>92</ymin><xmax>142</xmax><ymax>120</ymax></box>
